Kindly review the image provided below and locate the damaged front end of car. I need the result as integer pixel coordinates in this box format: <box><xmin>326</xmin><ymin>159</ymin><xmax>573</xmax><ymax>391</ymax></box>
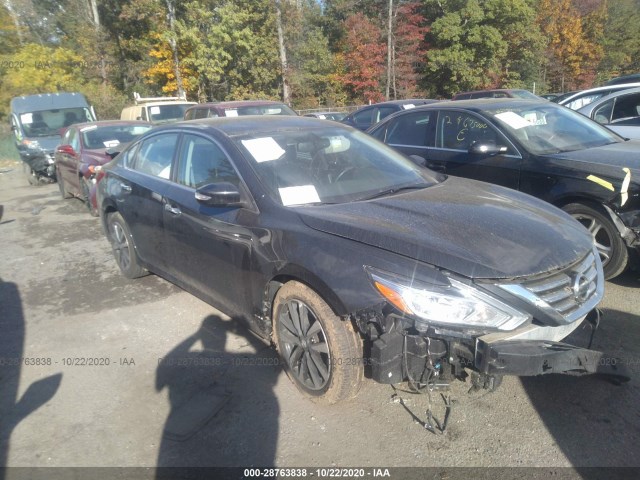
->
<box><xmin>354</xmin><ymin>246</ymin><xmax>630</xmax><ymax>392</ymax></box>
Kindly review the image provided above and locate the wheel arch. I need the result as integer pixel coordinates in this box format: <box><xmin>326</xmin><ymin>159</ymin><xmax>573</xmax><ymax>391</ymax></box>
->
<box><xmin>262</xmin><ymin>266</ymin><xmax>349</xmax><ymax>333</ymax></box>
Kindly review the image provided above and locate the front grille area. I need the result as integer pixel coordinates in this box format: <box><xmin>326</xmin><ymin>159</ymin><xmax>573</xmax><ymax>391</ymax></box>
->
<box><xmin>499</xmin><ymin>249</ymin><xmax>603</xmax><ymax>324</ymax></box>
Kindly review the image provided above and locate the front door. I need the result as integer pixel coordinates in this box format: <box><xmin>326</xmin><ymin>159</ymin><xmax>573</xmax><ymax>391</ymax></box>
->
<box><xmin>430</xmin><ymin>110</ymin><xmax>522</xmax><ymax>190</ymax></box>
<box><xmin>161</xmin><ymin>133</ymin><xmax>256</xmax><ymax>318</ymax></box>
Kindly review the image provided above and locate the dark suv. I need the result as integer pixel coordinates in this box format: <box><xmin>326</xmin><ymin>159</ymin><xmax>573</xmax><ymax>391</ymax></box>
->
<box><xmin>368</xmin><ymin>99</ymin><xmax>640</xmax><ymax>279</ymax></box>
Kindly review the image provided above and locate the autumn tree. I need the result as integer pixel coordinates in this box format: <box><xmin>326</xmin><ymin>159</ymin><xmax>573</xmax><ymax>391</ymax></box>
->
<box><xmin>537</xmin><ymin>0</ymin><xmax>603</xmax><ymax>91</ymax></box>
<box><xmin>389</xmin><ymin>2</ymin><xmax>429</xmax><ymax>99</ymax></box>
<box><xmin>340</xmin><ymin>12</ymin><xmax>386</xmax><ymax>103</ymax></box>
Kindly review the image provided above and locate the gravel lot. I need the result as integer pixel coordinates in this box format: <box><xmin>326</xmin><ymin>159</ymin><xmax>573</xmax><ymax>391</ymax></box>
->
<box><xmin>1</xmin><ymin>161</ymin><xmax>639</xmax><ymax>478</ymax></box>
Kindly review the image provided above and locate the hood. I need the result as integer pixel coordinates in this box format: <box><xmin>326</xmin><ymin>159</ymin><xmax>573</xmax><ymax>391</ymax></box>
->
<box><xmin>25</xmin><ymin>135</ymin><xmax>61</xmax><ymax>154</ymax></box>
<box><xmin>295</xmin><ymin>177</ymin><xmax>593</xmax><ymax>279</ymax></box>
<box><xmin>548</xmin><ymin>141</ymin><xmax>640</xmax><ymax>180</ymax></box>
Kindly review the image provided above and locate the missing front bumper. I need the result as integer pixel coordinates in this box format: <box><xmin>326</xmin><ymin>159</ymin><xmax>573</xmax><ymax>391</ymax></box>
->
<box><xmin>475</xmin><ymin>339</ymin><xmax>630</xmax><ymax>382</ymax></box>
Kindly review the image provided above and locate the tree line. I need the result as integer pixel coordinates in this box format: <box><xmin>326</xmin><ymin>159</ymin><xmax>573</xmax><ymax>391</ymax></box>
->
<box><xmin>0</xmin><ymin>0</ymin><xmax>639</xmax><ymax>120</ymax></box>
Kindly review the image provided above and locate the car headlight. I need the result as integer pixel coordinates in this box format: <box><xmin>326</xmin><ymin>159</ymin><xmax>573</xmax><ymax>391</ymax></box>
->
<box><xmin>366</xmin><ymin>267</ymin><xmax>530</xmax><ymax>331</ymax></box>
<box><xmin>22</xmin><ymin>139</ymin><xmax>40</xmax><ymax>150</ymax></box>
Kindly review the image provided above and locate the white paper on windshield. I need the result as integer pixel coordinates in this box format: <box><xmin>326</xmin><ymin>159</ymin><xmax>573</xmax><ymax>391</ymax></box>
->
<box><xmin>225</xmin><ymin>109</ymin><xmax>239</xmax><ymax>117</ymax></box>
<box><xmin>150</xmin><ymin>106</ymin><xmax>161</xmax><ymax>115</ymax></box>
<box><xmin>278</xmin><ymin>185</ymin><xmax>321</xmax><ymax>206</ymax></box>
<box><xmin>242</xmin><ymin>137</ymin><xmax>285</xmax><ymax>163</ymax></box>
<box><xmin>495</xmin><ymin>111</ymin><xmax>531</xmax><ymax>130</ymax></box>
<box><xmin>402</xmin><ymin>104</ymin><xmax>416</xmax><ymax>110</ymax></box>
<box><xmin>21</xmin><ymin>113</ymin><xmax>33</xmax><ymax>124</ymax></box>
<box><xmin>103</xmin><ymin>140</ymin><xmax>120</xmax><ymax>148</ymax></box>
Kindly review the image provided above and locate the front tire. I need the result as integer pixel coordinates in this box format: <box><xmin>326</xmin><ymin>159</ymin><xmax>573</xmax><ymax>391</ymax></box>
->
<box><xmin>562</xmin><ymin>203</ymin><xmax>628</xmax><ymax>280</ymax></box>
<box><xmin>107</xmin><ymin>212</ymin><xmax>147</xmax><ymax>279</ymax></box>
<box><xmin>273</xmin><ymin>281</ymin><xmax>363</xmax><ymax>404</ymax></box>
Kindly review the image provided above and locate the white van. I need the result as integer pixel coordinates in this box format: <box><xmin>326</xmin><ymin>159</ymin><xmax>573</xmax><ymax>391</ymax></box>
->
<box><xmin>120</xmin><ymin>92</ymin><xmax>195</xmax><ymax>124</ymax></box>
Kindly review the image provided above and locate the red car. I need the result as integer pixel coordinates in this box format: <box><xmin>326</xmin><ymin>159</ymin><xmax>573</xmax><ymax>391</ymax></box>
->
<box><xmin>55</xmin><ymin>121</ymin><xmax>152</xmax><ymax>216</ymax></box>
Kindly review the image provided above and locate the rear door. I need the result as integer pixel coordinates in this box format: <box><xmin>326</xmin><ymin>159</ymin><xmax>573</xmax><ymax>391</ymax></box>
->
<box><xmin>161</xmin><ymin>133</ymin><xmax>256</xmax><ymax>317</ymax></box>
<box><xmin>57</xmin><ymin>127</ymin><xmax>82</xmax><ymax>193</ymax></box>
<box><xmin>428</xmin><ymin>109</ymin><xmax>522</xmax><ymax>189</ymax></box>
<box><xmin>116</xmin><ymin>132</ymin><xmax>180</xmax><ymax>271</ymax></box>
<box><xmin>370</xmin><ymin>110</ymin><xmax>440</xmax><ymax>170</ymax></box>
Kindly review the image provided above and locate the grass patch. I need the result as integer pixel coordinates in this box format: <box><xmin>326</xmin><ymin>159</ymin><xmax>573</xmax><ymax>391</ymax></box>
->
<box><xmin>0</xmin><ymin>125</ymin><xmax>21</xmax><ymax>167</ymax></box>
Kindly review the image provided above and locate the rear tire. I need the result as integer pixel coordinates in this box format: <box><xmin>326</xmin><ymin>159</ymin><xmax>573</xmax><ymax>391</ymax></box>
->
<box><xmin>107</xmin><ymin>212</ymin><xmax>147</xmax><ymax>278</ymax></box>
<box><xmin>82</xmin><ymin>179</ymin><xmax>99</xmax><ymax>217</ymax></box>
<box><xmin>273</xmin><ymin>281</ymin><xmax>363</xmax><ymax>404</ymax></box>
<box><xmin>562</xmin><ymin>203</ymin><xmax>628</xmax><ymax>280</ymax></box>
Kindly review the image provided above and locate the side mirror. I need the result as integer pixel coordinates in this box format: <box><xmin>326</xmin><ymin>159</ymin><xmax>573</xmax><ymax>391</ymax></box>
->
<box><xmin>408</xmin><ymin>154</ymin><xmax>427</xmax><ymax>167</ymax></box>
<box><xmin>195</xmin><ymin>182</ymin><xmax>242</xmax><ymax>207</ymax></box>
<box><xmin>468</xmin><ymin>142</ymin><xmax>508</xmax><ymax>155</ymax></box>
<box><xmin>56</xmin><ymin>144</ymin><xmax>76</xmax><ymax>156</ymax></box>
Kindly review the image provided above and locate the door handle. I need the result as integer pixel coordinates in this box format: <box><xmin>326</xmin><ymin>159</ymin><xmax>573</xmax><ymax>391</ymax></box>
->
<box><xmin>119</xmin><ymin>183</ymin><xmax>132</xmax><ymax>192</ymax></box>
<box><xmin>164</xmin><ymin>203</ymin><xmax>182</xmax><ymax>216</ymax></box>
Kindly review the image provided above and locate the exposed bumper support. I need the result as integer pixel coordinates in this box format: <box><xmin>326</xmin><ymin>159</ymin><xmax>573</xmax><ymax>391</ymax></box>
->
<box><xmin>475</xmin><ymin>339</ymin><xmax>630</xmax><ymax>382</ymax></box>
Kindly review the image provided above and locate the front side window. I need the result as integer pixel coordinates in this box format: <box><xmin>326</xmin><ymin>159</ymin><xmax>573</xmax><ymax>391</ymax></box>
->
<box><xmin>436</xmin><ymin>110</ymin><xmax>503</xmax><ymax>151</ymax></box>
<box><xmin>593</xmin><ymin>100</ymin><xmax>614</xmax><ymax>124</ymax></box>
<box><xmin>131</xmin><ymin>133</ymin><xmax>179</xmax><ymax>179</ymax></box>
<box><xmin>611</xmin><ymin>92</ymin><xmax>640</xmax><ymax>123</ymax></box>
<box><xmin>386</xmin><ymin>111</ymin><xmax>433</xmax><ymax>146</ymax></box>
<box><xmin>176</xmin><ymin>134</ymin><xmax>240</xmax><ymax>188</ymax></box>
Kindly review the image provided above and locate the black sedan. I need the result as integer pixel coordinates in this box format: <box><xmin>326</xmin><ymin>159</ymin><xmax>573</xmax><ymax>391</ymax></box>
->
<box><xmin>98</xmin><ymin>117</ymin><xmax>625</xmax><ymax>404</ymax></box>
<box><xmin>368</xmin><ymin>99</ymin><xmax>640</xmax><ymax>279</ymax></box>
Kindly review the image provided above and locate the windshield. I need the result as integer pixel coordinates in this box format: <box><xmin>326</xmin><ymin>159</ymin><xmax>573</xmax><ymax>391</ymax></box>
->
<box><xmin>81</xmin><ymin>124</ymin><xmax>152</xmax><ymax>149</ymax></box>
<box><xmin>149</xmin><ymin>103</ymin><xmax>193</xmax><ymax>123</ymax></box>
<box><xmin>234</xmin><ymin>127</ymin><xmax>439</xmax><ymax>206</ymax></box>
<box><xmin>224</xmin><ymin>104</ymin><xmax>297</xmax><ymax>117</ymax></box>
<box><xmin>486</xmin><ymin>103</ymin><xmax>622</xmax><ymax>154</ymax></box>
<box><xmin>19</xmin><ymin>107</ymin><xmax>93</xmax><ymax>137</ymax></box>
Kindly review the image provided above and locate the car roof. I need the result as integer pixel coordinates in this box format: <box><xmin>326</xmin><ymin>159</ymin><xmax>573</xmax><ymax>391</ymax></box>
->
<box><xmin>189</xmin><ymin>100</ymin><xmax>288</xmax><ymax>109</ymax></box>
<box><xmin>557</xmin><ymin>83</ymin><xmax>640</xmax><ymax>105</ymax></box>
<box><xmin>71</xmin><ymin>120</ymin><xmax>152</xmax><ymax>130</ymax></box>
<box><xmin>409</xmin><ymin>98</ymin><xmax>548</xmax><ymax>111</ymax></box>
<box><xmin>577</xmin><ymin>86</ymin><xmax>640</xmax><ymax>114</ymax></box>
<box><xmin>10</xmin><ymin>92</ymin><xmax>90</xmax><ymax>113</ymax></box>
<box><xmin>162</xmin><ymin>115</ymin><xmax>341</xmax><ymax>137</ymax></box>
<box><xmin>605</xmin><ymin>73</ymin><xmax>640</xmax><ymax>86</ymax></box>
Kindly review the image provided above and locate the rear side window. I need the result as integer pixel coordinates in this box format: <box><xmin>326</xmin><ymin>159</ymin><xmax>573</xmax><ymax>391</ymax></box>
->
<box><xmin>386</xmin><ymin>111</ymin><xmax>433</xmax><ymax>146</ymax></box>
<box><xmin>611</xmin><ymin>92</ymin><xmax>640</xmax><ymax>122</ymax></box>
<box><xmin>352</xmin><ymin>108</ymin><xmax>374</xmax><ymax>127</ymax></box>
<box><xmin>194</xmin><ymin>108</ymin><xmax>209</xmax><ymax>119</ymax></box>
<box><xmin>131</xmin><ymin>133</ymin><xmax>179</xmax><ymax>179</ymax></box>
<box><xmin>176</xmin><ymin>134</ymin><xmax>240</xmax><ymax>188</ymax></box>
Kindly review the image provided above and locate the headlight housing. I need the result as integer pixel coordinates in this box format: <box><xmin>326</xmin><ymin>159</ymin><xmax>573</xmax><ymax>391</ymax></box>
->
<box><xmin>367</xmin><ymin>267</ymin><xmax>530</xmax><ymax>331</ymax></box>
